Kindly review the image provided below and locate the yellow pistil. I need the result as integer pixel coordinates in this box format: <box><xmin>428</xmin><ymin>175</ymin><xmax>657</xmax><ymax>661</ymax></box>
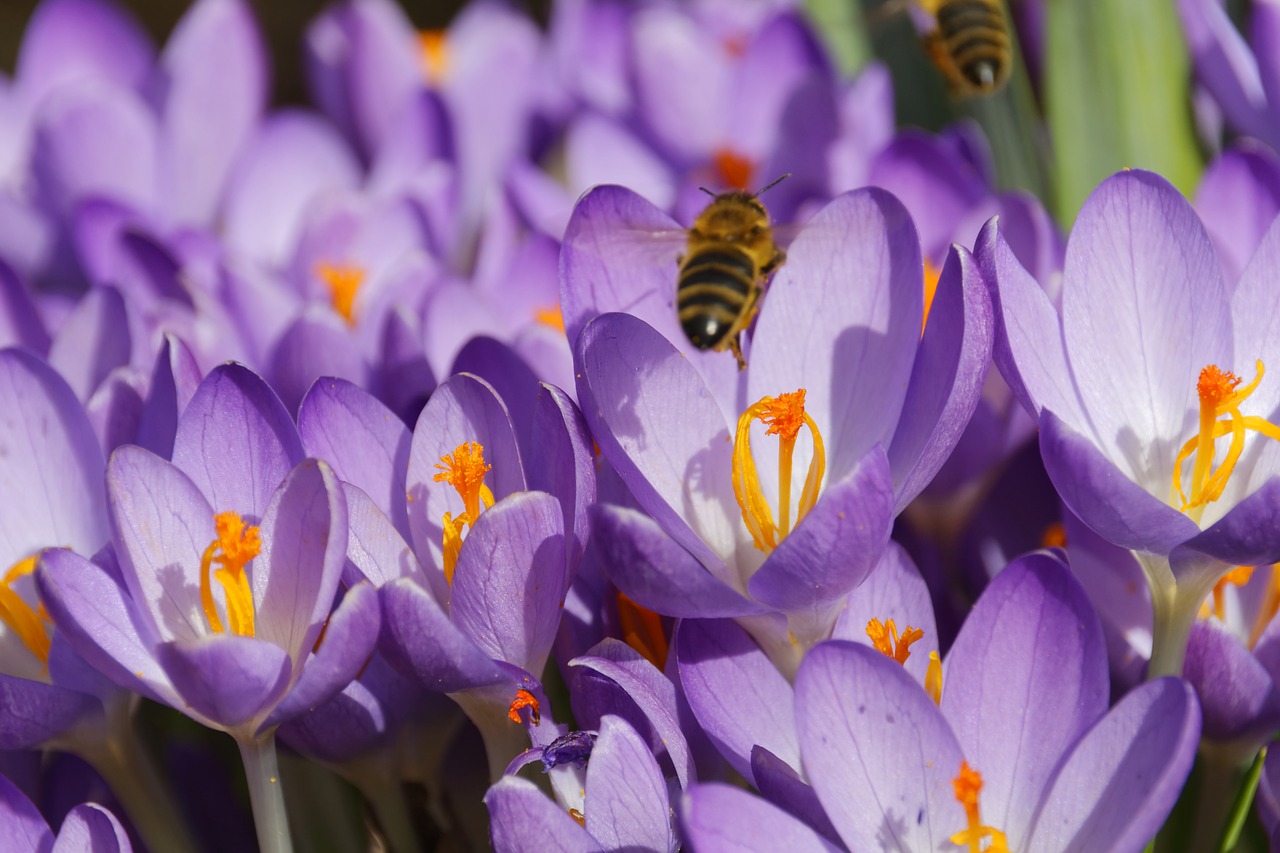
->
<box><xmin>1199</xmin><ymin>565</ymin><xmax>1255</xmax><ymax>621</ymax></box>
<box><xmin>418</xmin><ymin>30</ymin><xmax>449</xmax><ymax>84</ymax></box>
<box><xmin>731</xmin><ymin>389</ymin><xmax>826</xmax><ymax>553</ymax></box>
<box><xmin>0</xmin><ymin>555</ymin><xmax>51</xmax><ymax>666</ymax></box>
<box><xmin>866</xmin><ymin>617</ymin><xmax>924</xmax><ymax>665</ymax></box>
<box><xmin>1171</xmin><ymin>361</ymin><xmax>1280</xmax><ymax>523</ymax></box>
<box><xmin>921</xmin><ymin>257</ymin><xmax>942</xmax><ymax>335</ymax></box>
<box><xmin>617</xmin><ymin>591</ymin><xmax>669</xmax><ymax>670</ymax></box>
<box><xmin>508</xmin><ymin>688</ymin><xmax>541</xmax><ymax>726</ymax></box>
<box><xmin>434</xmin><ymin>441</ymin><xmax>496</xmax><ymax>585</ymax></box>
<box><xmin>926</xmin><ymin>650</ymin><xmax>943</xmax><ymax>705</ymax></box>
<box><xmin>199</xmin><ymin>512</ymin><xmax>260</xmax><ymax>637</ymax></box>
<box><xmin>950</xmin><ymin>761</ymin><xmax>1010</xmax><ymax>853</ymax></box>
<box><xmin>534</xmin><ymin>305</ymin><xmax>566</xmax><ymax>334</ymax></box>
<box><xmin>713</xmin><ymin>148</ymin><xmax>754</xmax><ymax>191</ymax></box>
<box><xmin>315</xmin><ymin>262</ymin><xmax>364</xmax><ymax>326</ymax></box>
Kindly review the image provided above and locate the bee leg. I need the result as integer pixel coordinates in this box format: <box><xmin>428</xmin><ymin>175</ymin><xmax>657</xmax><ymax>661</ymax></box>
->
<box><xmin>760</xmin><ymin>249</ymin><xmax>786</xmax><ymax>275</ymax></box>
<box><xmin>729</xmin><ymin>336</ymin><xmax>747</xmax><ymax>371</ymax></box>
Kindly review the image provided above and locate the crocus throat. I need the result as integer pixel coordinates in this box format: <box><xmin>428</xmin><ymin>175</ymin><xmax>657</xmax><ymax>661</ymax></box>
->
<box><xmin>950</xmin><ymin>761</ymin><xmax>1010</xmax><ymax>853</ymax></box>
<box><xmin>418</xmin><ymin>30</ymin><xmax>449</xmax><ymax>84</ymax></box>
<box><xmin>508</xmin><ymin>688</ymin><xmax>540</xmax><ymax>726</ymax></box>
<box><xmin>199</xmin><ymin>512</ymin><xmax>260</xmax><ymax>637</ymax></box>
<box><xmin>434</xmin><ymin>441</ymin><xmax>496</xmax><ymax>585</ymax></box>
<box><xmin>315</xmin><ymin>262</ymin><xmax>364</xmax><ymax>326</ymax></box>
<box><xmin>732</xmin><ymin>389</ymin><xmax>826</xmax><ymax>553</ymax></box>
<box><xmin>713</xmin><ymin>148</ymin><xmax>754</xmax><ymax>191</ymax></box>
<box><xmin>0</xmin><ymin>555</ymin><xmax>51</xmax><ymax>666</ymax></box>
<box><xmin>1171</xmin><ymin>361</ymin><xmax>1280</xmax><ymax>522</ymax></box>
<box><xmin>866</xmin><ymin>617</ymin><xmax>923</xmax><ymax>665</ymax></box>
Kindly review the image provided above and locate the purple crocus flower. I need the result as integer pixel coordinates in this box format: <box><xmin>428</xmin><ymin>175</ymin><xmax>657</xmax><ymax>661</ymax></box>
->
<box><xmin>681</xmin><ymin>553</ymin><xmax>1201</xmax><ymax>853</ymax></box>
<box><xmin>982</xmin><ymin>168</ymin><xmax>1280</xmax><ymax>676</ymax></box>
<box><xmin>0</xmin><ymin>768</ymin><xmax>133</xmax><ymax>853</ymax></box>
<box><xmin>567</xmin><ymin>185</ymin><xmax>991</xmax><ymax>675</ymax></box>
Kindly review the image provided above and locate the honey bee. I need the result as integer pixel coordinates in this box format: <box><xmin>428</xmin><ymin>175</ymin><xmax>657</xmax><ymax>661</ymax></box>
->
<box><xmin>917</xmin><ymin>0</ymin><xmax>1011</xmax><ymax>97</ymax></box>
<box><xmin>677</xmin><ymin>175</ymin><xmax>789</xmax><ymax>370</ymax></box>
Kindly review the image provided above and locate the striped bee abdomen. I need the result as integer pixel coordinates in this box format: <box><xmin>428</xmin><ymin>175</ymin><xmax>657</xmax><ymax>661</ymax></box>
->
<box><xmin>935</xmin><ymin>0</ymin><xmax>1009</xmax><ymax>92</ymax></box>
<box><xmin>677</xmin><ymin>247</ymin><xmax>758</xmax><ymax>349</ymax></box>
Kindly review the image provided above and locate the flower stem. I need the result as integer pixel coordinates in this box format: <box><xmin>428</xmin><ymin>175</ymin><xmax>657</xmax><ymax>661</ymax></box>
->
<box><xmin>1137</xmin><ymin>551</ymin><xmax>1217</xmax><ymax>679</ymax></box>
<box><xmin>237</xmin><ymin>731</ymin><xmax>294</xmax><ymax>853</ymax></box>
<box><xmin>344</xmin><ymin>754</ymin><xmax>423</xmax><ymax>853</ymax></box>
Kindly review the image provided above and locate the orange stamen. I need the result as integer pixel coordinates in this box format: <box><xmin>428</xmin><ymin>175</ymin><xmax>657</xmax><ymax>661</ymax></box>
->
<box><xmin>315</xmin><ymin>262</ymin><xmax>364</xmax><ymax>326</ymax></box>
<box><xmin>534</xmin><ymin>305</ymin><xmax>566</xmax><ymax>334</ymax></box>
<box><xmin>950</xmin><ymin>761</ymin><xmax>1010</xmax><ymax>852</ymax></box>
<box><xmin>1200</xmin><ymin>565</ymin><xmax>1255</xmax><ymax>622</ymax></box>
<box><xmin>508</xmin><ymin>688</ymin><xmax>541</xmax><ymax>726</ymax></box>
<box><xmin>1040</xmin><ymin>522</ymin><xmax>1067</xmax><ymax>549</ymax></box>
<box><xmin>434</xmin><ymin>441</ymin><xmax>496</xmax><ymax>585</ymax></box>
<box><xmin>0</xmin><ymin>555</ymin><xmax>50</xmax><ymax>666</ymax></box>
<box><xmin>569</xmin><ymin>808</ymin><xmax>586</xmax><ymax>826</ymax></box>
<box><xmin>199</xmin><ymin>512</ymin><xmax>260</xmax><ymax>637</ymax></box>
<box><xmin>732</xmin><ymin>390</ymin><xmax>826</xmax><ymax>552</ymax></box>
<box><xmin>866</xmin><ymin>617</ymin><xmax>924</xmax><ymax>665</ymax></box>
<box><xmin>713</xmin><ymin>148</ymin><xmax>754</xmax><ymax>191</ymax></box>
<box><xmin>418</xmin><ymin>30</ymin><xmax>449</xmax><ymax>84</ymax></box>
<box><xmin>616</xmin><ymin>591</ymin><xmax>669</xmax><ymax>670</ymax></box>
<box><xmin>921</xmin><ymin>257</ymin><xmax>942</xmax><ymax>335</ymax></box>
<box><xmin>926</xmin><ymin>650</ymin><xmax>943</xmax><ymax>705</ymax></box>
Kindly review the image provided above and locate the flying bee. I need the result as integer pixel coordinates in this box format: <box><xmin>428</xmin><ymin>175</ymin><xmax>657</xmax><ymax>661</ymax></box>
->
<box><xmin>677</xmin><ymin>175</ymin><xmax>789</xmax><ymax>370</ymax></box>
<box><xmin>917</xmin><ymin>0</ymin><xmax>1011</xmax><ymax>97</ymax></box>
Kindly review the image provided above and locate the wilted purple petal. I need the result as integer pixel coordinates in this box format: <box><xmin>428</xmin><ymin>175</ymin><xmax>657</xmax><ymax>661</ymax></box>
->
<box><xmin>681</xmin><ymin>782</ymin><xmax>842</xmax><ymax>853</ymax></box>
<box><xmin>158</xmin><ymin>633</ymin><xmax>291</xmax><ymax>729</ymax></box>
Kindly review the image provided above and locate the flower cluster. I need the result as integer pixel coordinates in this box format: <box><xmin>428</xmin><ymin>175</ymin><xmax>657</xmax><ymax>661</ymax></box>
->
<box><xmin>1</xmin><ymin>0</ymin><xmax>1279</xmax><ymax>851</ymax></box>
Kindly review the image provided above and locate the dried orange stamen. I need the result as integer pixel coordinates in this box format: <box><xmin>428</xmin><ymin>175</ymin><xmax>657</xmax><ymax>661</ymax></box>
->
<box><xmin>508</xmin><ymin>688</ymin><xmax>541</xmax><ymax>726</ymax></box>
<box><xmin>1172</xmin><ymin>361</ymin><xmax>1280</xmax><ymax>522</ymax></box>
<box><xmin>0</xmin><ymin>555</ymin><xmax>51</xmax><ymax>666</ymax></box>
<box><xmin>199</xmin><ymin>512</ymin><xmax>260</xmax><ymax>637</ymax></box>
<box><xmin>434</xmin><ymin>442</ymin><xmax>496</xmax><ymax>584</ymax></box>
<box><xmin>731</xmin><ymin>389</ymin><xmax>826</xmax><ymax>552</ymax></box>
<box><xmin>866</xmin><ymin>617</ymin><xmax>924</xmax><ymax>665</ymax></box>
<box><xmin>315</xmin><ymin>262</ymin><xmax>364</xmax><ymax>326</ymax></box>
<box><xmin>950</xmin><ymin>761</ymin><xmax>1010</xmax><ymax>853</ymax></box>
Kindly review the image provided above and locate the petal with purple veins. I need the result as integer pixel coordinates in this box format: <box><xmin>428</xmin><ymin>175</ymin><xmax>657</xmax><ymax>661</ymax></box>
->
<box><xmin>485</xmin><ymin>776</ymin><xmax>600</xmax><ymax>853</ymax></box>
<box><xmin>378</xmin><ymin>578</ymin><xmax>506</xmax><ymax>692</ymax></box>
<box><xmin>681</xmin><ymin>782</ymin><xmax>842</xmax><ymax>853</ymax></box>
<box><xmin>584</xmin><ymin>715</ymin><xmax>674</xmax><ymax>852</ymax></box>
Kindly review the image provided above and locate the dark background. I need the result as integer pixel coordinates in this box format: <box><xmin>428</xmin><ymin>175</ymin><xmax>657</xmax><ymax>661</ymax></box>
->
<box><xmin>0</xmin><ymin>0</ymin><xmax>553</xmax><ymax>104</ymax></box>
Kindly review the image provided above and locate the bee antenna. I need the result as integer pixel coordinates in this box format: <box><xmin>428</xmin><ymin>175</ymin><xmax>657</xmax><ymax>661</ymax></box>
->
<box><xmin>756</xmin><ymin>174</ymin><xmax>791</xmax><ymax>195</ymax></box>
<box><xmin>698</xmin><ymin>186</ymin><xmax>717</xmax><ymax>198</ymax></box>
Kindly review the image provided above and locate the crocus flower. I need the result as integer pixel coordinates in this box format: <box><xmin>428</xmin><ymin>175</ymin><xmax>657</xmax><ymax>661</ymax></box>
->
<box><xmin>0</xmin><ymin>768</ymin><xmax>133</xmax><ymax>853</ymax></box>
<box><xmin>567</xmin><ymin>185</ymin><xmax>991</xmax><ymax>675</ymax></box>
<box><xmin>981</xmin><ymin>168</ymin><xmax>1280</xmax><ymax>675</ymax></box>
<box><xmin>681</xmin><ymin>552</ymin><xmax>1201</xmax><ymax>853</ymax></box>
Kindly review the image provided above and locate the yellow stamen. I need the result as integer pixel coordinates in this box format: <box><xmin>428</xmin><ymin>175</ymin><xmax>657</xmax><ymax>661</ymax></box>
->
<box><xmin>617</xmin><ymin>591</ymin><xmax>669</xmax><ymax>670</ymax></box>
<box><xmin>949</xmin><ymin>761</ymin><xmax>1010</xmax><ymax>853</ymax></box>
<box><xmin>921</xmin><ymin>257</ymin><xmax>942</xmax><ymax>335</ymax></box>
<box><xmin>1199</xmin><ymin>565</ymin><xmax>1255</xmax><ymax>622</ymax></box>
<box><xmin>534</xmin><ymin>305</ymin><xmax>566</xmax><ymax>334</ymax></box>
<box><xmin>866</xmin><ymin>617</ymin><xmax>924</xmax><ymax>665</ymax></box>
<box><xmin>1250</xmin><ymin>565</ymin><xmax>1280</xmax><ymax>648</ymax></box>
<box><xmin>315</xmin><ymin>262</ymin><xmax>364</xmax><ymax>326</ymax></box>
<box><xmin>0</xmin><ymin>555</ymin><xmax>50</xmax><ymax>666</ymax></box>
<box><xmin>434</xmin><ymin>442</ymin><xmax>496</xmax><ymax>585</ymax></box>
<box><xmin>508</xmin><ymin>688</ymin><xmax>540</xmax><ymax>726</ymax></box>
<box><xmin>731</xmin><ymin>389</ymin><xmax>826</xmax><ymax>553</ymax></box>
<box><xmin>713</xmin><ymin>148</ymin><xmax>754</xmax><ymax>191</ymax></box>
<box><xmin>418</xmin><ymin>29</ymin><xmax>449</xmax><ymax>84</ymax></box>
<box><xmin>199</xmin><ymin>512</ymin><xmax>260</xmax><ymax>637</ymax></box>
<box><xmin>926</xmin><ymin>650</ymin><xmax>943</xmax><ymax>705</ymax></box>
<box><xmin>1172</xmin><ymin>362</ymin><xmax>1280</xmax><ymax>523</ymax></box>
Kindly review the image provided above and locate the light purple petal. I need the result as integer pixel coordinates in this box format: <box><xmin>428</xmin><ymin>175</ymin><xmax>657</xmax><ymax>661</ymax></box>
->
<box><xmin>584</xmin><ymin>715</ymin><xmax>675</xmax><ymax>851</ymax></box>
<box><xmin>941</xmin><ymin>551</ymin><xmax>1109</xmax><ymax>850</ymax></box>
<box><xmin>136</xmin><ymin>333</ymin><xmax>202</xmax><ymax>459</ymax></box>
<box><xmin>0</xmin><ymin>261</ymin><xmax>50</xmax><ymax>355</ymax></box>
<box><xmin>450</xmin><ymin>492</ymin><xmax>566</xmax><ymax>677</ymax></box>
<box><xmin>1060</xmin><ymin>170</ymin><xmax>1230</xmax><ymax>489</ymax></box>
<box><xmin>346</xmin><ymin>0</ymin><xmax>428</xmax><ymax>157</ymax></box>
<box><xmin>1184</xmin><ymin>620</ymin><xmax>1280</xmax><ymax>742</ymax></box>
<box><xmin>1231</xmin><ymin>207</ymin><xmax>1280</xmax><ymax>425</ymax></box>
<box><xmin>748</xmin><ymin>447</ymin><xmax>894</xmax><ymax>638</ymax></box>
<box><xmin>343</xmin><ymin>482</ymin><xmax>420</xmax><ymax>586</ymax></box>
<box><xmin>528</xmin><ymin>382</ymin><xmax>596</xmax><ymax>582</ymax></box>
<box><xmin>254</xmin><ymin>458</ymin><xmax>347</xmax><ymax>669</ymax></box>
<box><xmin>749</xmin><ymin>188</ymin><xmax>923</xmax><ymax>484</ymax></box>
<box><xmin>451</xmin><ymin>337</ymin><xmax>541</xmax><ymax>458</ymax></box>
<box><xmin>1040</xmin><ymin>410</ymin><xmax>1200</xmax><ymax>554</ymax></box>
<box><xmin>1178</xmin><ymin>0</ymin><xmax>1277</xmax><ymax>144</ymax></box>
<box><xmin>86</xmin><ymin>367</ymin><xmax>144</xmax><ymax>452</ymax></box>
<box><xmin>675</xmin><ymin>617</ymin><xmax>798</xmax><ymax>781</ymax></box>
<box><xmin>795</xmin><ymin>641</ymin><xmax>964</xmax><ymax>852</ymax></box>
<box><xmin>0</xmin><ymin>769</ymin><xmax>52</xmax><ymax>851</ymax></box>
<box><xmin>266</xmin><ymin>309</ymin><xmax>368</xmax><ymax>414</ymax></box>
<box><xmin>888</xmin><ymin>244</ymin><xmax>994</xmax><ymax>510</ymax></box>
<box><xmin>406</xmin><ymin>372</ymin><xmax>525</xmax><ymax>600</ymax></box>
<box><xmin>51</xmin><ymin>803</ymin><xmax>132</xmax><ymax>853</ymax></box>
<box><xmin>1025</xmin><ymin>677</ymin><xmax>1200</xmax><ymax>853</ymax></box>
<box><xmin>171</xmin><ymin>363</ymin><xmax>305</xmax><ymax>522</ymax></box>
<box><xmin>0</xmin><ymin>347</ymin><xmax>108</xmax><ymax>561</ymax></box>
<box><xmin>1256</xmin><ymin>1</ymin><xmax>1280</xmax><ymax>137</ymax></box>
<box><xmin>0</xmin><ymin>673</ymin><xmax>98</xmax><ymax>750</ymax></box>
<box><xmin>221</xmin><ymin>110</ymin><xmax>361</xmax><ymax>268</ymax></box>
<box><xmin>681</xmin><ymin>782</ymin><xmax>842</xmax><ymax>853</ymax></box>
<box><xmin>377</xmin><ymin>577</ymin><xmax>506</xmax><ymax>692</ymax></box>
<box><xmin>47</xmin><ymin>286</ymin><xmax>131</xmax><ymax>403</ymax></box>
<box><xmin>107</xmin><ymin>444</ymin><xmax>215</xmax><ymax>642</ymax></box>
<box><xmin>263</xmin><ymin>580</ymin><xmax>380</xmax><ymax>730</ymax></box>
<box><xmin>563</xmin><ymin>116</ymin><xmax>676</xmax><ymax>209</ymax></box>
<box><xmin>1197</xmin><ymin>145</ymin><xmax>1280</xmax><ymax>285</ymax></box>
<box><xmin>155</xmin><ymin>0</ymin><xmax>268</xmax><ymax>226</ymax></box>
<box><xmin>485</xmin><ymin>776</ymin><xmax>601</xmax><ymax>853</ymax></box>
<box><xmin>16</xmin><ymin>0</ymin><xmax>154</xmax><ymax>101</ymax></box>
<box><xmin>37</xmin><ymin>547</ymin><xmax>170</xmax><ymax>704</ymax></box>
<box><xmin>749</xmin><ymin>746</ymin><xmax>842</xmax><ymax>846</ymax></box>
<box><xmin>1177</xmin><ymin>476</ymin><xmax>1280</xmax><ymax>567</ymax></box>
<box><xmin>591</xmin><ymin>504</ymin><xmax>766</xmax><ymax>619</ymax></box>
<box><xmin>158</xmin><ymin>633</ymin><xmax>291</xmax><ymax>729</ymax></box>
<box><xmin>570</xmin><ymin>638</ymin><xmax>694</xmax><ymax>790</ymax></box>
<box><xmin>578</xmin><ymin>312</ymin><xmax>737</xmax><ymax>575</ymax></box>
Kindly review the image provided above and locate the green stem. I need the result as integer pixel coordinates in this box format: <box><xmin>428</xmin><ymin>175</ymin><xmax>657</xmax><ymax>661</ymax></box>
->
<box><xmin>1220</xmin><ymin>746</ymin><xmax>1267</xmax><ymax>852</ymax></box>
<box><xmin>237</xmin><ymin>731</ymin><xmax>294</xmax><ymax>853</ymax></box>
<box><xmin>1137</xmin><ymin>552</ymin><xmax>1217</xmax><ymax>679</ymax></box>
